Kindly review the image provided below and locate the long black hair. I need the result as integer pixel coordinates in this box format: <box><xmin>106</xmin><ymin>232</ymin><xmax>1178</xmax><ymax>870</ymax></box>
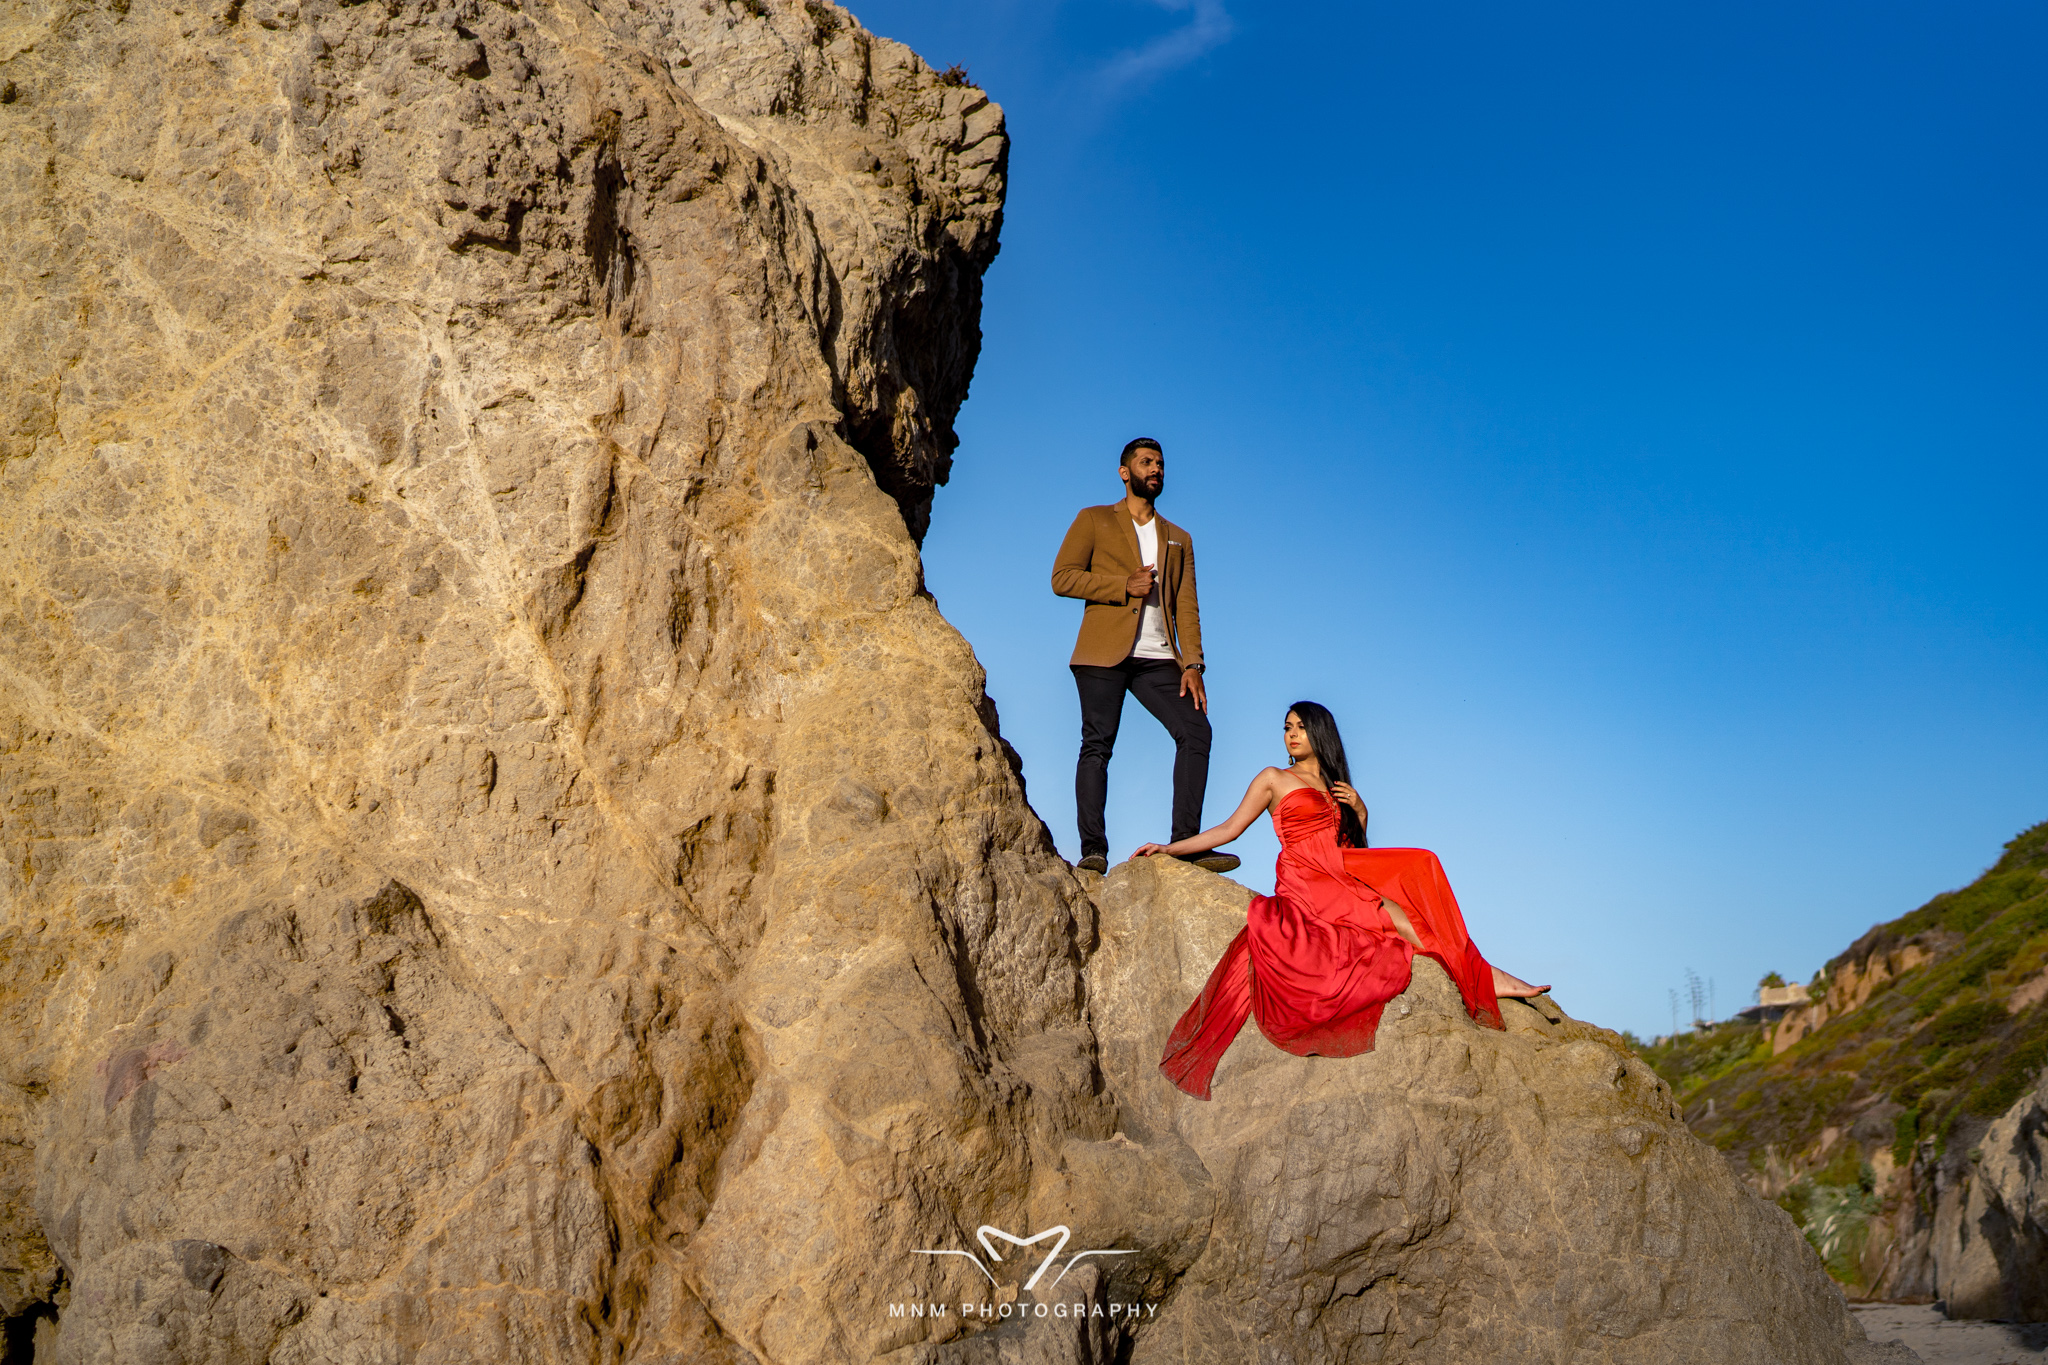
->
<box><xmin>1289</xmin><ymin>700</ymin><xmax>1367</xmax><ymax>848</ymax></box>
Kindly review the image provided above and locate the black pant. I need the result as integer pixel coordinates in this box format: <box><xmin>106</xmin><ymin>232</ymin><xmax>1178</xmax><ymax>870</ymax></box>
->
<box><xmin>1073</xmin><ymin>658</ymin><xmax>1211</xmax><ymax>859</ymax></box>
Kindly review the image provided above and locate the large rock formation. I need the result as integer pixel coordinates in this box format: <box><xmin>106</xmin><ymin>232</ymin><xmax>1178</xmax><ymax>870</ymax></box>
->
<box><xmin>1087</xmin><ymin>859</ymin><xmax>1909</xmax><ymax>1365</ymax></box>
<box><xmin>1929</xmin><ymin>1070</ymin><xmax>2048</xmax><ymax>1321</ymax></box>
<box><xmin>0</xmin><ymin>0</ymin><xmax>1900</xmax><ymax>1360</ymax></box>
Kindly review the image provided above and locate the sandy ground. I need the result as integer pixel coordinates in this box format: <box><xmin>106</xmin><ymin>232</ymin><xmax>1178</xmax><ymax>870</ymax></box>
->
<box><xmin>1854</xmin><ymin>1305</ymin><xmax>2048</xmax><ymax>1365</ymax></box>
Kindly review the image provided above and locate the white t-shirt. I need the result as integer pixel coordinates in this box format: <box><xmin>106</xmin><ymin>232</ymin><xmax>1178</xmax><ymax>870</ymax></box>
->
<box><xmin>1130</xmin><ymin>518</ymin><xmax>1176</xmax><ymax>661</ymax></box>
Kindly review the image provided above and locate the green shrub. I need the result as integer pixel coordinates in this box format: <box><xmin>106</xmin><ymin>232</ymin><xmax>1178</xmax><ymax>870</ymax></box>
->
<box><xmin>1966</xmin><ymin>1065</ymin><xmax>2037</xmax><ymax>1117</ymax></box>
<box><xmin>1963</xmin><ymin>1031</ymin><xmax>2048</xmax><ymax>1116</ymax></box>
<box><xmin>1928</xmin><ymin>1000</ymin><xmax>2009</xmax><ymax>1049</ymax></box>
<box><xmin>2010</xmin><ymin>893</ymin><xmax>2048</xmax><ymax>938</ymax></box>
<box><xmin>1814</xmin><ymin>1144</ymin><xmax>1872</xmax><ymax>1192</ymax></box>
<box><xmin>1914</xmin><ymin>953</ymin><xmax>2005</xmax><ymax>1016</ymax></box>
<box><xmin>1804</xmin><ymin>1180</ymin><xmax>1882</xmax><ymax>1288</ymax></box>
<box><xmin>1916</xmin><ymin>1049</ymin><xmax>1981</xmax><ymax>1095</ymax></box>
<box><xmin>1941</xmin><ymin>870</ymin><xmax>2042</xmax><ymax>934</ymax></box>
<box><xmin>1991</xmin><ymin>930</ymin><xmax>2048</xmax><ymax>993</ymax></box>
<box><xmin>1805</xmin><ymin>1074</ymin><xmax>1856</xmax><ymax>1120</ymax></box>
<box><xmin>1886</xmin><ymin>823</ymin><xmax>2048</xmax><ymax>940</ymax></box>
<box><xmin>1892</xmin><ymin>1108</ymin><xmax>1920</xmax><ymax>1167</ymax></box>
<box><xmin>1634</xmin><ymin>1021</ymin><xmax>1769</xmax><ymax>1096</ymax></box>
<box><xmin>1998</xmin><ymin>823</ymin><xmax>2048</xmax><ymax>872</ymax></box>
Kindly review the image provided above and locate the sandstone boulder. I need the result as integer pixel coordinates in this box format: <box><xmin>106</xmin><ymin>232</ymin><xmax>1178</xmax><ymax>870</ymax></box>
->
<box><xmin>1085</xmin><ymin>856</ymin><xmax>1909</xmax><ymax>1365</ymax></box>
<box><xmin>0</xmin><ymin>0</ymin><xmax>1100</xmax><ymax>1359</ymax></box>
<box><xmin>1933</xmin><ymin>1070</ymin><xmax>2048</xmax><ymax>1320</ymax></box>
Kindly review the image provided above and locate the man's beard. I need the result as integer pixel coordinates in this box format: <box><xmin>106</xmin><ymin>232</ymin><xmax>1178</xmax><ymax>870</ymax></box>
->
<box><xmin>1134</xmin><ymin>474</ymin><xmax>1164</xmax><ymax>499</ymax></box>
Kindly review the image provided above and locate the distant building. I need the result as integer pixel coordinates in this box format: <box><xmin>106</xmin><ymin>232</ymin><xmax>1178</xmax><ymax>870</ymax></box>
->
<box><xmin>1735</xmin><ymin>983</ymin><xmax>1810</xmax><ymax>1023</ymax></box>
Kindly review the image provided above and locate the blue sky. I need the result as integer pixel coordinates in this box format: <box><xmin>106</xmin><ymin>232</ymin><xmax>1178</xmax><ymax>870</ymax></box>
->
<box><xmin>854</xmin><ymin>0</ymin><xmax>2047</xmax><ymax>1039</ymax></box>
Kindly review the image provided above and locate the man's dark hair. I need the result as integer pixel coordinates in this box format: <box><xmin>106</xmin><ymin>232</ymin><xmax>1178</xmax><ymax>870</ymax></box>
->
<box><xmin>1119</xmin><ymin>437</ymin><xmax>1163</xmax><ymax>469</ymax></box>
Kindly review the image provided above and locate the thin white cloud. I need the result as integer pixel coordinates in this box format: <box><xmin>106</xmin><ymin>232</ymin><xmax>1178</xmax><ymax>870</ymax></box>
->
<box><xmin>1099</xmin><ymin>0</ymin><xmax>1234</xmax><ymax>89</ymax></box>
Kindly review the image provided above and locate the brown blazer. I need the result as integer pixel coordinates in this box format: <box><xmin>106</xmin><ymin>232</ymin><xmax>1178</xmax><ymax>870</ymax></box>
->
<box><xmin>1051</xmin><ymin>504</ymin><xmax>1204</xmax><ymax>670</ymax></box>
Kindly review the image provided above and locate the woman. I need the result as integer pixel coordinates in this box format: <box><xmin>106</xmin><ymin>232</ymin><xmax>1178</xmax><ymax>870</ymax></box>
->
<box><xmin>1138</xmin><ymin>701</ymin><xmax>1548</xmax><ymax>1100</ymax></box>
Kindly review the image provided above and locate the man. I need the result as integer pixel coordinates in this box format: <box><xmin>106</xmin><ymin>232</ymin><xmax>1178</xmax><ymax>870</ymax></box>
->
<box><xmin>1051</xmin><ymin>438</ymin><xmax>1238</xmax><ymax>876</ymax></box>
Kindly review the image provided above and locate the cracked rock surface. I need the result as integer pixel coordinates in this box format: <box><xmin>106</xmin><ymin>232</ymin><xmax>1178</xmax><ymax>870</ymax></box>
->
<box><xmin>1086</xmin><ymin>856</ymin><xmax>1913</xmax><ymax>1365</ymax></box>
<box><xmin>0</xmin><ymin>0</ymin><xmax>1903</xmax><ymax>1360</ymax></box>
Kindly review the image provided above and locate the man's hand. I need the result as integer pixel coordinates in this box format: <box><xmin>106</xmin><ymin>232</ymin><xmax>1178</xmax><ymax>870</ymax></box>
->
<box><xmin>1180</xmin><ymin>667</ymin><xmax>1207</xmax><ymax>713</ymax></box>
<box><xmin>1125</xmin><ymin>565</ymin><xmax>1156</xmax><ymax>599</ymax></box>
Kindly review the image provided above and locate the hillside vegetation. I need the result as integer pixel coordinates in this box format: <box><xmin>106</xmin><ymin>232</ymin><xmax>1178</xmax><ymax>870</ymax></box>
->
<box><xmin>1634</xmin><ymin>821</ymin><xmax>2048</xmax><ymax>1295</ymax></box>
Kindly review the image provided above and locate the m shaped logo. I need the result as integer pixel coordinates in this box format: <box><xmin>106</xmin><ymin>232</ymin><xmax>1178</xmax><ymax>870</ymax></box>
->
<box><xmin>915</xmin><ymin>1225</ymin><xmax>1136</xmax><ymax>1291</ymax></box>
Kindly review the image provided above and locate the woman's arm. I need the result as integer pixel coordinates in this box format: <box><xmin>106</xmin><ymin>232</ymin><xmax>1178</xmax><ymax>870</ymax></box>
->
<box><xmin>1133</xmin><ymin>769</ymin><xmax>1279</xmax><ymax>859</ymax></box>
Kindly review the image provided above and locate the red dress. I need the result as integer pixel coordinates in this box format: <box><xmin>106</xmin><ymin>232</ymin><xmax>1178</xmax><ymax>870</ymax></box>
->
<box><xmin>1159</xmin><ymin>787</ymin><xmax>1506</xmax><ymax>1100</ymax></box>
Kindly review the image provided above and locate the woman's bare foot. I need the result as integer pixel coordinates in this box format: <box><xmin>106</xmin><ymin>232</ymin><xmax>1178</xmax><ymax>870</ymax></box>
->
<box><xmin>1492</xmin><ymin>966</ymin><xmax>1550</xmax><ymax>999</ymax></box>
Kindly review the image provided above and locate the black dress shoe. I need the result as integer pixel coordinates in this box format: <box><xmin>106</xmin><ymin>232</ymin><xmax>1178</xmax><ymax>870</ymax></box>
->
<box><xmin>1178</xmin><ymin>853</ymin><xmax>1241</xmax><ymax>874</ymax></box>
<box><xmin>1076</xmin><ymin>855</ymin><xmax>1108</xmax><ymax>874</ymax></box>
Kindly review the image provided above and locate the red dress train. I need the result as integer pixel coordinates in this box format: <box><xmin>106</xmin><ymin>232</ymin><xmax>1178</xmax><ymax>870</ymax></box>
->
<box><xmin>1159</xmin><ymin>787</ymin><xmax>1506</xmax><ymax>1100</ymax></box>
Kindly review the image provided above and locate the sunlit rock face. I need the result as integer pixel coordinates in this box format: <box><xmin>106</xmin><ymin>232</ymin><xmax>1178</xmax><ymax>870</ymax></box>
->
<box><xmin>1086</xmin><ymin>857</ymin><xmax>1904</xmax><ymax>1365</ymax></box>
<box><xmin>0</xmin><ymin>0</ymin><xmax>1898</xmax><ymax>1360</ymax></box>
<box><xmin>0</xmin><ymin>0</ymin><xmax>1091</xmax><ymax>1359</ymax></box>
<box><xmin>1935</xmin><ymin>1071</ymin><xmax>2048</xmax><ymax>1322</ymax></box>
